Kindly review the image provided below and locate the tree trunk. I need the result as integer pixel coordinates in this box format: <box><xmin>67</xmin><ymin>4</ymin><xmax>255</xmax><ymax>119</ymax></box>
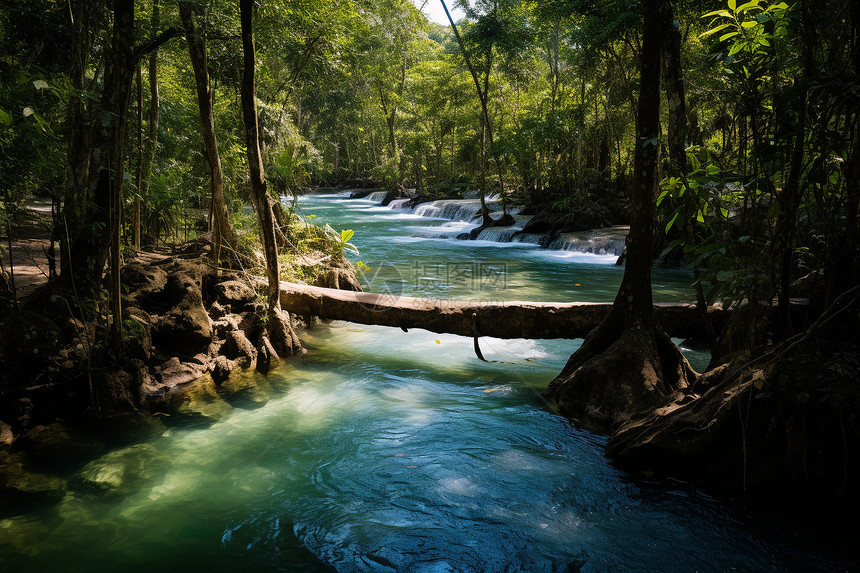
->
<box><xmin>543</xmin><ymin>0</ymin><xmax>695</xmax><ymax>433</ymax></box>
<box><xmin>239</xmin><ymin>0</ymin><xmax>300</xmax><ymax>359</ymax></box>
<box><xmin>180</xmin><ymin>1</ymin><xmax>235</xmax><ymax>262</ymax></box>
<box><xmin>133</xmin><ymin>63</ymin><xmax>143</xmax><ymax>250</ymax></box>
<box><xmin>140</xmin><ymin>0</ymin><xmax>161</xmax><ymax>245</ymax></box>
<box><xmin>663</xmin><ymin>8</ymin><xmax>686</xmax><ymax>176</ymax></box>
<box><xmin>60</xmin><ymin>0</ymin><xmax>94</xmax><ymax>279</ymax></box>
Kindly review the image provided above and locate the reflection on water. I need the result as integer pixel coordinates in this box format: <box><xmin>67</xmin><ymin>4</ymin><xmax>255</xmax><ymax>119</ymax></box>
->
<box><xmin>0</xmin><ymin>191</ymin><xmax>839</xmax><ymax>572</ymax></box>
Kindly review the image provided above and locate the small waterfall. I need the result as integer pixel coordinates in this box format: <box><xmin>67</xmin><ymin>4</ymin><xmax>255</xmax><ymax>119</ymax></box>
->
<box><xmin>511</xmin><ymin>233</ymin><xmax>546</xmax><ymax>246</ymax></box>
<box><xmin>475</xmin><ymin>227</ymin><xmax>519</xmax><ymax>242</ymax></box>
<box><xmin>389</xmin><ymin>198</ymin><xmax>411</xmax><ymax>210</ymax></box>
<box><xmin>546</xmin><ymin>227</ymin><xmax>628</xmax><ymax>255</ymax></box>
<box><xmin>367</xmin><ymin>191</ymin><xmax>387</xmax><ymax>202</ymax></box>
<box><xmin>413</xmin><ymin>200</ymin><xmax>485</xmax><ymax>222</ymax></box>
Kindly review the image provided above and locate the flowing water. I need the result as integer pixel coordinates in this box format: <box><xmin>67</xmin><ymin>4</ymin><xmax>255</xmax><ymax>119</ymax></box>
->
<box><xmin>0</xmin><ymin>191</ymin><xmax>841</xmax><ymax>571</ymax></box>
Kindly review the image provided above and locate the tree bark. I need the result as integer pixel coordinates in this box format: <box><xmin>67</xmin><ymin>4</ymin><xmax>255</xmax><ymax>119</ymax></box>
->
<box><xmin>239</xmin><ymin>0</ymin><xmax>300</xmax><ymax>358</ymax></box>
<box><xmin>543</xmin><ymin>0</ymin><xmax>695</xmax><ymax>433</ymax></box>
<box><xmin>180</xmin><ymin>0</ymin><xmax>235</xmax><ymax>262</ymax></box>
<box><xmin>662</xmin><ymin>6</ymin><xmax>686</xmax><ymax>176</ymax></box>
<box><xmin>141</xmin><ymin>0</ymin><xmax>161</xmax><ymax>244</ymax></box>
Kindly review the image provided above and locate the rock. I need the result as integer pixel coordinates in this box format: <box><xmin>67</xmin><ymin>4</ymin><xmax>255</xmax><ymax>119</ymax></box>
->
<box><xmin>238</xmin><ymin>311</ymin><xmax>265</xmax><ymax>342</ymax></box>
<box><xmin>123</xmin><ymin>307</ymin><xmax>153</xmax><ymax>360</ymax></box>
<box><xmin>209</xmin><ymin>300</ymin><xmax>228</xmax><ymax>319</ymax></box>
<box><xmin>211</xmin><ymin>355</ymin><xmax>236</xmax><ymax>385</ymax></box>
<box><xmin>171</xmin><ymin>380</ymin><xmax>233</xmax><ymax>426</ymax></box>
<box><xmin>121</xmin><ymin>263</ymin><xmax>168</xmax><ymax>306</ymax></box>
<box><xmin>0</xmin><ymin>450</ymin><xmax>67</xmax><ymax>513</ymax></box>
<box><xmin>17</xmin><ymin>423</ymin><xmax>104</xmax><ymax>470</ymax></box>
<box><xmin>76</xmin><ymin>443</ymin><xmax>169</xmax><ymax>495</ymax></box>
<box><xmin>94</xmin><ymin>370</ymin><xmax>137</xmax><ymax>413</ymax></box>
<box><xmin>223</xmin><ymin>330</ymin><xmax>257</xmax><ymax>368</ymax></box>
<box><xmin>256</xmin><ymin>336</ymin><xmax>279</xmax><ymax>375</ymax></box>
<box><xmin>212</xmin><ymin>314</ymin><xmax>241</xmax><ymax>338</ymax></box>
<box><xmin>313</xmin><ymin>267</ymin><xmax>363</xmax><ymax>291</ymax></box>
<box><xmin>152</xmin><ymin>274</ymin><xmax>213</xmax><ymax>354</ymax></box>
<box><xmin>214</xmin><ymin>280</ymin><xmax>256</xmax><ymax>311</ymax></box>
<box><xmin>9</xmin><ymin>311</ymin><xmax>64</xmax><ymax>362</ymax></box>
<box><xmin>1</xmin><ymin>420</ymin><xmax>13</xmax><ymax>447</ymax></box>
<box><xmin>152</xmin><ymin>357</ymin><xmax>207</xmax><ymax>393</ymax></box>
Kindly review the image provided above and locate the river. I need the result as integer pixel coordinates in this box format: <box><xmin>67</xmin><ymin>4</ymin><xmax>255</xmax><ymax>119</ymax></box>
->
<box><xmin>0</xmin><ymin>191</ymin><xmax>839</xmax><ymax>571</ymax></box>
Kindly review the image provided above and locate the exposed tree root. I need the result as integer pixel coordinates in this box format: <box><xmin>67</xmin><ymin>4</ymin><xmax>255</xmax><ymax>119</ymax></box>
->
<box><xmin>543</xmin><ymin>306</ymin><xmax>697</xmax><ymax>432</ymax></box>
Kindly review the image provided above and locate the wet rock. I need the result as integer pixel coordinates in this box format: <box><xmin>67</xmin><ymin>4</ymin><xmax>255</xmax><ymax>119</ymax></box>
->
<box><xmin>76</xmin><ymin>443</ymin><xmax>169</xmax><ymax>495</ymax></box>
<box><xmin>0</xmin><ymin>450</ymin><xmax>67</xmax><ymax>512</ymax></box>
<box><xmin>214</xmin><ymin>280</ymin><xmax>256</xmax><ymax>311</ymax></box>
<box><xmin>17</xmin><ymin>423</ymin><xmax>104</xmax><ymax>469</ymax></box>
<box><xmin>173</xmin><ymin>381</ymin><xmax>233</xmax><ymax>425</ymax></box>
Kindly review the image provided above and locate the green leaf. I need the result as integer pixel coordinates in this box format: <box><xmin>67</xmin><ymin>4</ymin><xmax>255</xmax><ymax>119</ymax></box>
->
<box><xmin>0</xmin><ymin>108</ymin><xmax>10</xmax><ymax>125</ymax></box>
<box><xmin>665</xmin><ymin>212</ymin><xmax>680</xmax><ymax>233</ymax></box>
<box><xmin>719</xmin><ymin>31</ymin><xmax>739</xmax><ymax>42</ymax></box>
<box><xmin>702</xmin><ymin>9</ymin><xmax>732</xmax><ymax>18</ymax></box>
<box><xmin>340</xmin><ymin>229</ymin><xmax>355</xmax><ymax>244</ymax></box>
<box><xmin>699</xmin><ymin>23</ymin><xmax>731</xmax><ymax>38</ymax></box>
<box><xmin>741</xmin><ymin>21</ymin><xmax>757</xmax><ymax>28</ymax></box>
<box><xmin>728</xmin><ymin>0</ymin><xmax>737</xmax><ymax>10</ymax></box>
<box><xmin>696</xmin><ymin>209</ymin><xmax>705</xmax><ymax>223</ymax></box>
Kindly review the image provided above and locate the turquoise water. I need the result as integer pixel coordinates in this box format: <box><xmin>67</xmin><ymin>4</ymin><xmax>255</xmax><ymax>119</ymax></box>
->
<box><xmin>0</xmin><ymin>192</ymin><xmax>838</xmax><ymax>571</ymax></box>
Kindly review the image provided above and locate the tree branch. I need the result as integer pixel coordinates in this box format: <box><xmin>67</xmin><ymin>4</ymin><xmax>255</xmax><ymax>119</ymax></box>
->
<box><xmin>134</xmin><ymin>25</ymin><xmax>185</xmax><ymax>60</ymax></box>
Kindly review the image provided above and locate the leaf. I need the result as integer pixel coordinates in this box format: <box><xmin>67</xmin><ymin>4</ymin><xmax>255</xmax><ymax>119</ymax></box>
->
<box><xmin>699</xmin><ymin>23</ymin><xmax>731</xmax><ymax>38</ymax></box>
<box><xmin>23</xmin><ymin>107</ymin><xmax>34</xmax><ymax>117</ymax></box>
<box><xmin>665</xmin><ymin>211</ymin><xmax>680</xmax><ymax>233</ymax></box>
<box><xmin>728</xmin><ymin>0</ymin><xmax>737</xmax><ymax>10</ymax></box>
<box><xmin>33</xmin><ymin>79</ymin><xmax>48</xmax><ymax>90</ymax></box>
<box><xmin>720</xmin><ymin>31</ymin><xmax>739</xmax><ymax>42</ymax></box>
<box><xmin>702</xmin><ymin>9</ymin><xmax>732</xmax><ymax>18</ymax></box>
<box><xmin>741</xmin><ymin>21</ymin><xmax>757</xmax><ymax>28</ymax></box>
<box><xmin>0</xmin><ymin>108</ymin><xmax>10</xmax><ymax>125</ymax></box>
<box><xmin>340</xmin><ymin>229</ymin><xmax>354</xmax><ymax>244</ymax></box>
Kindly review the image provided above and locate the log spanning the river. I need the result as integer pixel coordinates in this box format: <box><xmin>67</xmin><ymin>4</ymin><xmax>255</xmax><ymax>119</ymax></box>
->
<box><xmin>279</xmin><ymin>281</ymin><xmax>731</xmax><ymax>340</ymax></box>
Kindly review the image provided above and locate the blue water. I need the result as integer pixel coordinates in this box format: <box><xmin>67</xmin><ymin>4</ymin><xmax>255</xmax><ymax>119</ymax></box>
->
<box><xmin>0</xmin><ymin>191</ymin><xmax>841</xmax><ymax>571</ymax></box>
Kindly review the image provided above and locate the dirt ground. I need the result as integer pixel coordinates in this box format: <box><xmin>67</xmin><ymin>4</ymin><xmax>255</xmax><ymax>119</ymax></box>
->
<box><xmin>2</xmin><ymin>197</ymin><xmax>54</xmax><ymax>300</ymax></box>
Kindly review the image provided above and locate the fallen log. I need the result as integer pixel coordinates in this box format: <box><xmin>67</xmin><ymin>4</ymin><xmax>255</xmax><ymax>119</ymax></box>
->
<box><xmin>279</xmin><ymin>281</ymin><xmax>737</xmax><ymax>340</ymax></box>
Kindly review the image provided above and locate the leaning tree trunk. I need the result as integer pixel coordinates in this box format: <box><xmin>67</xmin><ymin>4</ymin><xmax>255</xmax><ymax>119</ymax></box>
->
<box><xmin>180</xmin><ymin>0</ymin><xmax>235</xmax><ymax>262</ymax></box>
<box><xmin>543</xmin><ymin>0</ymin><xmax>696</xmax><ymax>433</ymax></box>
<box><xmin>239</xmin><ymin>0</ymin><xmax>301</xmax><ymax>363</ymax></box>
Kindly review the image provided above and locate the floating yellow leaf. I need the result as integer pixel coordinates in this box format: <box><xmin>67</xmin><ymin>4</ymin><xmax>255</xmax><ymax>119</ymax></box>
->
<box><xmin>435</xmin><ymin>339</ymin><xmax>440</xmax><ymax>344</ymax></box>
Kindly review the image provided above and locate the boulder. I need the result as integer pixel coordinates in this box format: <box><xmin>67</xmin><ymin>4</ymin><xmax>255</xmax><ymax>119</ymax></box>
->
<box><xmin>214</xmin><ymin>280</ymin><xmax>256</xmax><ymax>311</ymax></box>
<box><xmin>152</xmin><ymin>357</ymin><xmax>207</xmax><ymax>393</ymax></box>
<box><xmin>121</xmin><ymin>263</ymin><xmax>167</xmax><ymax>306</ymax></box>
<box><xmin>76</xmin><ymin>443</ymin><xmax>169</xmax><ymax>495</ymax></box>
<box><xmin>211</xmin><ymin>355</ymin><xmax>236</xmax><ymax>385</ymax></box>
<box><xmin>223</xmin><ymin>330</ymin><xmax>257</xmax><ymax>368</ymax></box>
<box><xmin>0</xmin><ymin>450</ymin><xmax>67</xmax><ymax>513</ymax></box>
<box><xmin>152</xmin><ymin>274</ymin><xmax>213</xmax><ymax>354</ymax></box>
